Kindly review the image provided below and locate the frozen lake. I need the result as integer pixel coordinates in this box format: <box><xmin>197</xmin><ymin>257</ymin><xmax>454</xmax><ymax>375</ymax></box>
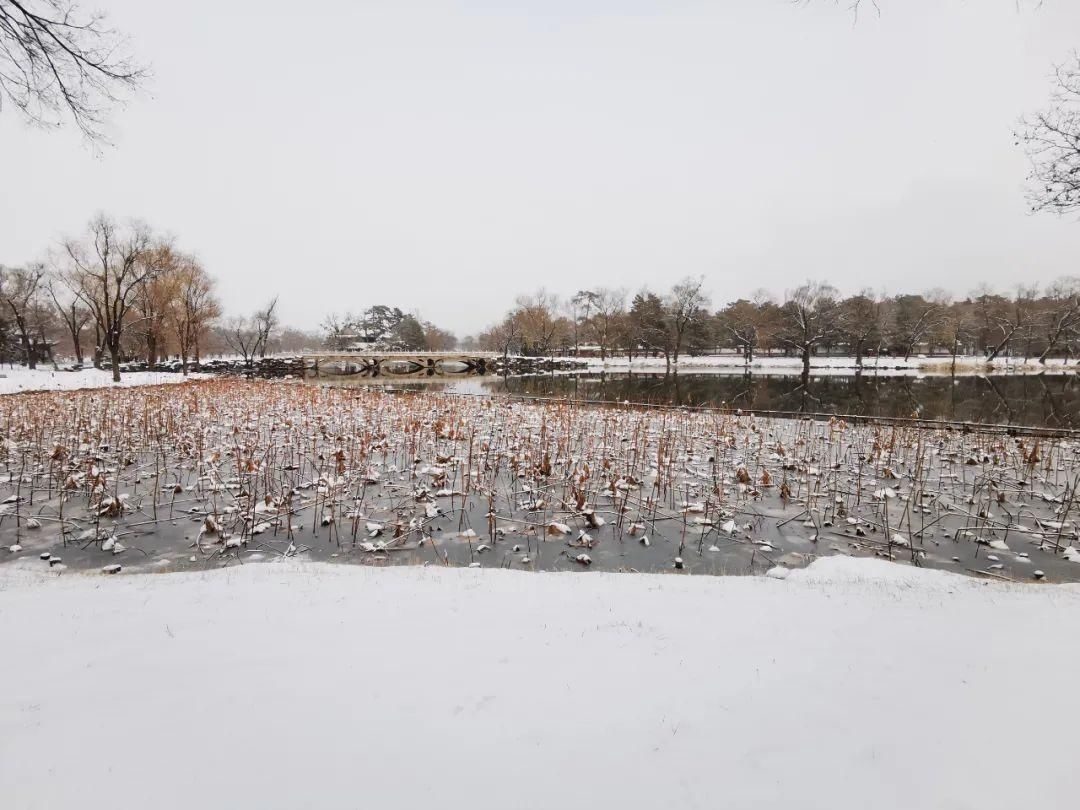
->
<box><xmin>315</xmin><ymin>369</ymin><xmax>1080</xmax><ymax>428</ymax></box>
<box><xmin>4</xmin><ymin>380</ymin><xmax>1079</xmax><ymax>583</ymax></box>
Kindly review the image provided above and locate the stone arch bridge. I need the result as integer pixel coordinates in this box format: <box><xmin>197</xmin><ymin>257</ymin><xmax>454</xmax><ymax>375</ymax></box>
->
<box><xmin>304</xmin><ymin>352</ymin><xmax>497</xmax><ymax>378</ymax></box>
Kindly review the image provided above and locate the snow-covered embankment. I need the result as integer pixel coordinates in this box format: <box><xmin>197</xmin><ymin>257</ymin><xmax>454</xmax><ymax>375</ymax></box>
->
<box><xmin>1</xmin><ymin>557</ymin><xmax>1078</xmax><ymax>809</ymax></box>
<box><xmin>0</xmin><ymin>366</ymin><xmax>206</xmax><ymax>395</ymax></box>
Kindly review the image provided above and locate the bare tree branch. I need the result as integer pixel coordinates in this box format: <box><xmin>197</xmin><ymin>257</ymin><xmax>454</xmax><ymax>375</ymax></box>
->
<box><xmin>0</xmin><ymin>0</ymin><xmax>148</xmax><ymax>143</ymax></box>
<box><xmin>1019</xmin><ymin>53</ymin><xmax>1080</xmax><ymax>215</ymax></box>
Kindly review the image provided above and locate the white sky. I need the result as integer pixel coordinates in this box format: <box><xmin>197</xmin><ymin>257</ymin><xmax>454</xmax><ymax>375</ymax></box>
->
<box><xmin>3</xmin><ymin>0</ymin><xmax>1080</xmax><ymax>337</ymax></box>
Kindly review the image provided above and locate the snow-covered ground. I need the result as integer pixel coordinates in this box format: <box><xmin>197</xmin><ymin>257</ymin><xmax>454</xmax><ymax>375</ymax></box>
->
<box><xmin>586</xmin><ymin>354</ymin><xmax>1080</xmax><ymax>374</ymax></box>
<box><xmin>1</xmin><ymin>558</ymin><xmax>1077</xmax><ymax>809</ymax></box>
<box><xmin>0</xmin><ymin>366</ymin><xmax>205</xmax><ymax>395</ymax></box>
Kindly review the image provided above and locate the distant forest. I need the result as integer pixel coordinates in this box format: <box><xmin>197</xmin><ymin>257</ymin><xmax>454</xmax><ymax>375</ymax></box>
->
<box><xmin>467</xmin><ymin>279</ymin><xmax>1080</xmax><ymax>373</ymax></box>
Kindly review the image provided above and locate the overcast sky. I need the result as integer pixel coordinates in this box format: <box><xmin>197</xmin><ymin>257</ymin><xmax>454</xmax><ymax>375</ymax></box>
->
<box><xmin>3</xmin><ymin>0</ymin><xmax>1080</xmax><ymax>336</ymax></box>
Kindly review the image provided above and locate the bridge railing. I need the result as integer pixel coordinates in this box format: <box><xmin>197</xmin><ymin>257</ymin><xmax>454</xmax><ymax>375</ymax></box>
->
<box><xmin>303</xmin><ymin>351</ymin><xmax>499</xmax><ymax>358</ymax></box>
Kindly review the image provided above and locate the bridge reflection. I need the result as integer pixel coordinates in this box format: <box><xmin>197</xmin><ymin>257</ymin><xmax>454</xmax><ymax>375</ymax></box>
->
<box><xmin>304</xmin><ymin>352</ymin><xmax>496</xmax><ymax>377</ymax></box>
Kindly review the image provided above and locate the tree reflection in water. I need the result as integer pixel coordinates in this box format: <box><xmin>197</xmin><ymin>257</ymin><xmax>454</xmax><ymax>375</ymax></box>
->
<box><xmin>319</xmin><ymin>371</ymin><xmax>1080</xmax><ymax>428</ymax></box>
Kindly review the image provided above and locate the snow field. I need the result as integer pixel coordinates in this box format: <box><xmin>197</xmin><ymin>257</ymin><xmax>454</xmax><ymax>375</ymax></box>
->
<box><xmin>1</xmin><ymin>557</ymin><xmax>1078</xmax><ymax>809</ymax></box>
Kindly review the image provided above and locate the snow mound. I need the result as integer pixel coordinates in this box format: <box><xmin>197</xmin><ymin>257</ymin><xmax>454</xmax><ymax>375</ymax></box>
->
<box><xmin>788</xmin><ymin>555</ymin><xmax>1017</xmax><ymax>592</ymax></box>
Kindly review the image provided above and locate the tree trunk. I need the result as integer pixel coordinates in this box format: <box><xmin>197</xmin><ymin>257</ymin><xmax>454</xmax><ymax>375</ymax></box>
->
<box><xmin>93</xmin><ymin>323</ymin><xmax>104</xmax><ymax>368</ymax></box>
<box><xmin>21</xmin><ymin>332</ymin><xmax>36</xmax><ymax>369</ymax></box>
<box><xmin>801</xmin><ymin>345</ymin><xmax>811</xmax><ymax>378</ymax></box>
<box><xmin>986</xmin><ymin>330</ymin><xmax>1016</xmax><ymax>362</ymax></box>
<box><xmin>41</xmin><ymin>335</ymin><xmax>58</xmax><ymax>371</ymax></box>
<box><xmin>1038</xmin><ymin>329</ymin><xmax>1059</xmax><ymax>364</ymax></box>
<box><xmin>109</xmin><ymin>344</ymin><xmax>121</xmax><ymax>382</ymax></box>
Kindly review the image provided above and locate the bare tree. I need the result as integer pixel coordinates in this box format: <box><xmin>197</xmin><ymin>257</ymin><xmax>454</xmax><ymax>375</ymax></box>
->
<box><xmin>514</xmin><ymin>289</ymin><xmax>561</xmax><ymax>356</ymax></box>
<box><xmin>984</xmin><ymin>285</ymin><xmax>1038</xmax><ymax>360</ymax></box>
<box><xmin>321</xmin><ymin>312</ymin><xmax>356</xmax><ymax>351</ymax></box>
<box><xmin>583</xmin><ymin>287</ymin><xmax>626</xmax><ymax>360</ymax></box>
<box><xmin>220</xmin><ymin>297</ymin><xmax>278</xmax><ymax>367</ymax></box>
<box><xmin>835</xmin><ymin>289</ymin><xmax>884</xmax><ymax>368</ymax></box>
<box><xmin>888</xmin><ymin>293</ymin><xmax>946</xmax><ymax>361</ymax></box>
<box><xmin>477</xmin><ymin>279</ymin><xmax>1080</xmax><ymax>371</ymax></box>
<box><xmin>1037</xmin><ymin>276</ymin><xmax>1080</xmax><ymax>363</ymax></box>
<box><xmin>131</xmin><ymin>241</ymin><xmax>182</xmax><ymax>365</ymax></box>
<box><xmin>62</xmin><ymin>214</ymin><xmax>155</xmax><ymax>381</ymax></box>
<box><xmin>46</xmin><ymin>277</ymin><xmax>90</xmax><ymax>364</ymax></box>
<box><xmin>170</xmin><ymin>257</ymin><xmax>219</xmax><ymax>374</ymax></box>
<box><xmin>478</xmin><ymin>312</ymin><xmax>522</xmax><ymax>359</ymax></box>
<box><xmin>0</xmin><ymin>263</ymin><xmax>45</xmax><ymax>367</ymax></box>
<box><xmin>0</xmin><ymin>0</ymin><xmax>148</xmax><ymax>142</ymax></box>
<box><xmin>933</xmin><ymin>296</ymin><xmax>976</xmax><ymax>374</ymax></box>
<box><xmin>423</xmin><ymin>321</ymin><xmax>457</xmax><ymax>351</ymax></box>
<box><xmin>220</xmin><ymin>316</ymin><xmax>262</xmax><ymax>368</ymax></box>
<box><xmin>717</xmin><ymin>291</ymin><xmax>777</xmax><ymax>365</ymax></box>
<box><xmin>666</xmin><ymin>276</ymin><xmax>710</xmax><ymax>366</ymax></box>
<box><xmin>274</xmin><ymin>326</ymin><xmax>322</xmax><ymax>354</ymax></box>
<box><xmin>776</xmin><ymin>281</ymin><xmax>839</xmax><ymax>378</ymax></box>
<box><xmin>569</xmin><ymin>290</ymin><xmax>596</xmax><ymax>355</ymax></box>
<box><xmin>1020</xmin><ymin>54</ymin><xmax>1080</xmax><ymax>215</ymax></box>
<box><xmin>253</xmin><ymin>296</ymin><xmax>278</xmax><ymax>358</ymax></box>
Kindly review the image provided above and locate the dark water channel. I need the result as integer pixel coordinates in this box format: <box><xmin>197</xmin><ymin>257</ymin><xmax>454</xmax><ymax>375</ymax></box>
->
<box><xmin>315</xmin><ymin>371</ymin><xmax>1080</xmax><ymax>429</ymax></box>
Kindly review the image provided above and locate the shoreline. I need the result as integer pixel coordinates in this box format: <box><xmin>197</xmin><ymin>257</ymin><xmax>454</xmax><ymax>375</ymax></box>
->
<box><xmin>581</xmin><ymin>354</ymin><xmax>1080</xmax><ymax>374</ymax></box>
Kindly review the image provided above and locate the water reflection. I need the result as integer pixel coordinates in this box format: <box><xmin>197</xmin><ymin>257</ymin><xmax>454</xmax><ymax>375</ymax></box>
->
<box><xmin>316</xmin><ymin>371</ymin><xmax>1080</xmax><ymax>428</ymax></box>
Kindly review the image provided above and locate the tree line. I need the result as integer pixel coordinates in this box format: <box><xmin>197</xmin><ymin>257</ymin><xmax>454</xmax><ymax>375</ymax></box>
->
<box><xmin>10</xmin><ymin>217</ymin><xmax>1078</xmax><ymax>382</ymax></box>
<box><xmin>471</xmin><ymin>278</ymin><xmax>1080</xmax><ymax>374</ymax></box>
<box><xmin>3</xmin><ymin>214</ymin><xmax>466</xmax><ymax>377</ymax></box>
<box><xmin>0</xmin><ymin>214</ymin><xmax>321</xmax><ymax>380</ymax></box>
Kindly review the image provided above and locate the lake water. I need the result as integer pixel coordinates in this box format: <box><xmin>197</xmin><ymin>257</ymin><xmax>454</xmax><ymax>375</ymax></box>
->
<box><xmin>313</xmin><ymin>371</ymin><xmax>1080</xmax><ymax>429</ymax></box>
<box><xmin>8</xmin><ymin>379</ymin><xmax>1079</xmax><ymax>583</ymax></box>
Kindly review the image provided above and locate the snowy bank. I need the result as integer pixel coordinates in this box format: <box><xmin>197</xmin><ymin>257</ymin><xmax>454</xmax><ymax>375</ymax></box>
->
<box><xmin>1</xmin><ymin>558</ymin><xmax>1078</xmax><ymax>810</ymax></box>
<box><xmin>585</xmin><ymin>354</ymin><xmax>1080</xmax><ymax>374</ymax></box>
<box><xmin>0</xmin><ymin>366</ymin><xmax>206</xmax><ymax>395</ymax></box>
